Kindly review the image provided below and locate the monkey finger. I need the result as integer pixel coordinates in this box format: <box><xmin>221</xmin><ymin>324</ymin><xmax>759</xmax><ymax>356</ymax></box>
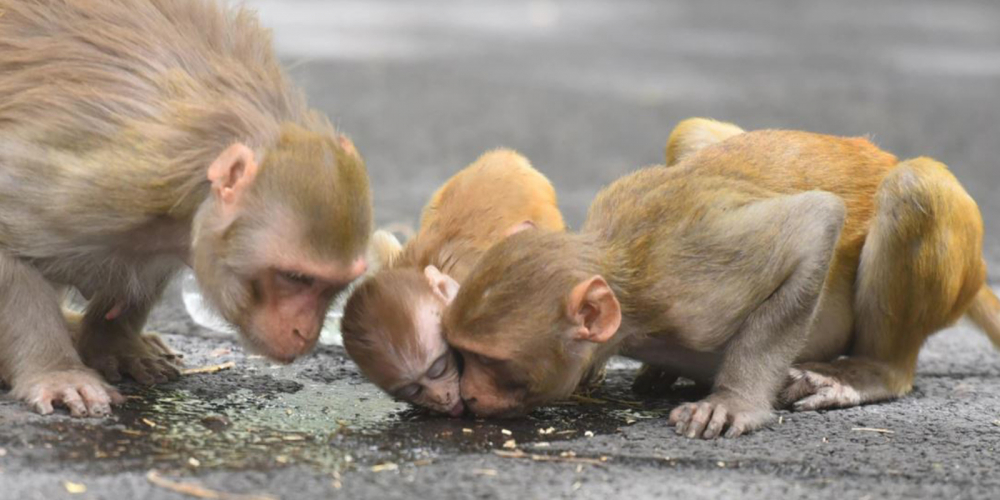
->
<box><xmin>723</xmin><ymin>422</ymin><xmax>746</xmax><ymax>439</ymax></box>
<box><xmin>155</xmin><ymin>359</ymin><xmax>181</xmax><ymax>380</ymax></box>
<box><xmin>685</xmin><ymin>402</ymin><xmax>717</xmax><ymax>439</ymax></box>
<box><xmin>143</xmin><ymin>334</ymin><xmax>176</xmax><ymax>357</ymax></box>
<box><xmin>59</xmin><ymin>388</ymin><xmax>89</xmax><ymax>417</ymax></box>
<box><xmin>794</xmin><ymin>383</ymin><xmax>860</xmax><ymax>411</ymax></box>
<box><xmin>123</xmin><ymin>358</ymin><xmax>156</xmax><ymax>385</ymax></box>
<box><xmin>94</xmin><ymin>357</ymin><xmax>123</xmax><ymax>383</ymax></box>
<box><xmin>78</xmin><ymin>385</ymin><xmax>112</xmax><ymax>417</ymax></box>
<box><xmin>107</xmin><ymin>387</ymin><xmax>126</xmax><ymax>405</ymax></box>
<box><xmin>30</xmin><ymin>394</ymin><xmax>55</xmax><ymax>416</ymax></box>
<box><xmin>139</xmin><ymin>358</ymin><xmax>168</xmax><ymax>384</ymax></box>
<box><xmin>669</xmin><ymin>403</ymin><xmax>695</xmax><ymax>435</ymax></box>
<box><xmin>702</xmin><ymin>406</ymin><xmax>730</xmax><ymax>440</ymax></box>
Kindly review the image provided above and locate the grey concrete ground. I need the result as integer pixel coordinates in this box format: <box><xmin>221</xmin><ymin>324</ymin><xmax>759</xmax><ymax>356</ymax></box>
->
<box><xmin>1</xmin><ymin>0</ymin><xmax>999</xmax><ymax>499</ymax></box>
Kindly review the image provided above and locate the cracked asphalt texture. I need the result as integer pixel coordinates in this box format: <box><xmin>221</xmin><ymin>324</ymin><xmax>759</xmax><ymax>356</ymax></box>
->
<box><xmin>1</xmin><ymin>1</ymin><xmax>999</xmax><ymax>499</ymax></box>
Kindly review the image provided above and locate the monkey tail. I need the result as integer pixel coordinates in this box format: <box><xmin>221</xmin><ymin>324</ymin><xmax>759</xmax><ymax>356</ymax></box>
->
<box><xmin>967</xmin><ymin>285</ymin><xmax>1000</xmax><ymax>350</ymax></box>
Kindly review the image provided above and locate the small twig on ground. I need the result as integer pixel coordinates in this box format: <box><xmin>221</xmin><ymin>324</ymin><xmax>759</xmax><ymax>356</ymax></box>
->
<box><xmin>602</xmin><ymin>396</ymin><xmax>643</xmax><ymax>407</ymax></box>
<box><xmin>146</xmin><ymin>471</ymin><xmax>278</xmax><ymax>500</ymax></box>
<box><xmin>181</xmin><ymin>362</ymin><xmax>236</xmax><ymax>376</ymax></box>
<box><xmin>851</xmin><ymin>427</ymin><xmax>895</xmax><ymax>434</ymax></box>
<box><xmin>570</xmin><ymin>394</ymin><xmax>608</xmax><ymax>405</ymax></box>
<box><xmin>493</xmin><ymin>449</ymin><xmax>608</xmax><ymax>466</ymax></box>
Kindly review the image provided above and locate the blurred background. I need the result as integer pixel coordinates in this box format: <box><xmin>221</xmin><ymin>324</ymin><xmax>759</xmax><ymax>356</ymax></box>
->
<box><xmin>247</xmin><ymin>0</ymin><xmax>1000</xmax><ymax>280</ymax></box>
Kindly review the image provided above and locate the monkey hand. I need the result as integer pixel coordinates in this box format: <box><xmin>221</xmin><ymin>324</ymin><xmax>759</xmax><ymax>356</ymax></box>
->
<box><xmin>80</xmin><ymin>333</ymin><xmax>182</xmax><ymax>386</ymax></box>
<box><xmin>782</xmin><ymin>365</ymin><xmax>862</xmax><ymax>411</ymax></box>
<box><xmin>669</xmin><ymin>393</ymin><xmax>773</xmax><ymax>439</ymax></box>
<box><xmin>11</xmin><ymin>368</ymin><xmax>125</xmax><ymax>417</ymax></box>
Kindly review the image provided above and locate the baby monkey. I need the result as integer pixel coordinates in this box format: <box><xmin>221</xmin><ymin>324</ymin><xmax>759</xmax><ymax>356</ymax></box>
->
<box><xmin>341</xmin><ymin>150</ymin><xmax>565</xmax><ymax>416</ymax></box>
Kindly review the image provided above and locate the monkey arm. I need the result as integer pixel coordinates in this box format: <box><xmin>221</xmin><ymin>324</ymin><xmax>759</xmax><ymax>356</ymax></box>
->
<box><xmin>75</xmin><ymin>275</ymin><xmax>181</xmax><ymax>386</ymax></box>
<box><xmin>669</xmin><ymin>191</ymin><xmax>846</xmax><ymax>439</ymax></box>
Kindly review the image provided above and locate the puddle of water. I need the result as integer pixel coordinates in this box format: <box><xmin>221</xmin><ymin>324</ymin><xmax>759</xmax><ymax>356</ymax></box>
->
<box><xmin>6</xmin><ymin>368</ymin><xmax>691</xmax><ymax>476</ymax></box>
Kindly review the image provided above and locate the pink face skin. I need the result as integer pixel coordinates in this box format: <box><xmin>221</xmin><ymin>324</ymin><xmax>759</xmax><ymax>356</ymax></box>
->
<box><xmin>383</xmin><ymin>296</ymin><xmax>464</xmax><ymax>417</ymax></box>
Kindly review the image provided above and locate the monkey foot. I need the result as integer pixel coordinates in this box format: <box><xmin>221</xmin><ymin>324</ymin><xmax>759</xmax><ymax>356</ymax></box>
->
<box><xmin>783</xmin><ymin>367</ymin><xmax>861</xmax><ymax>411</ymax></box>
<box><xmin>82</xmin><ymin>333</ymin><xmax>182</xmax><ymax>386</ymax></box>
<box><xmin>668</xmin><ymin>395</ymin><xmax>772</xmax><ymax>439</ymax></box>
<box><xmin>631</xmin><ymin>365</ymin><xmax>679</xmax><ymax>396</ymax></box>
<box><xmin>12</xmin><ymin>369</ymin><xmax>125</xmax><ymax>417</ymax></box>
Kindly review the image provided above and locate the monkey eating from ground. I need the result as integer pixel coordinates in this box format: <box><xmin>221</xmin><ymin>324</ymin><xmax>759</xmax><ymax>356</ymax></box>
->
<box><xmin>0</xmin><ymin>0</ymin><xmax>372</xmax><ymax>417</ymax></box>
<box><xmin>341</xmin><ymin>149</ymin><xmax>566</xmax><ymax>416</ymax></box>
<box><xmin>444</xmin><ymin>118</ymin><xmax>999</xmax><ymax>438</ymax></box>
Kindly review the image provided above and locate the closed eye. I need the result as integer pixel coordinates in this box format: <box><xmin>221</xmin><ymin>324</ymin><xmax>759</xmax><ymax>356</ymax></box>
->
<box><xmin>277</xmin><ymin>270</ymin><xmax>315</xmax><ymax>287</ymax></box>
<box><xmin>470</xmin><ymin>352</ymin><xmax>501</xmax><ymax>367</ymax></box>
<box><xmin>426</xmin><ymin>353</ymin><xmax>450</xmax><ymax>379</ymax></box>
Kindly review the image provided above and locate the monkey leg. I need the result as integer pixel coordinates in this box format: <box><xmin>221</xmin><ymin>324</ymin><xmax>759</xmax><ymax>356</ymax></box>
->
<box><xmin>76</xmin><ymin>287</ymin><xmax>182</xmax><ymax>386</ymax></box>
<box><xmin>784</xmin><ymin>158</ymin><xmax>985</xmax><ymax>411</ymax></box>
<box><xmin>665</xmin><ymin>118</ymin><xmax>746</xmax><ymax>166</ymax></box>
<box><xmin>0</xmin><ymin>253</ymin><xmax>123</xmax><ymax>416</ymax></box>
<box><xmin>670</xmin><ymin>192</ymin><xmax>845</xmax><ymax>439</ymax></box>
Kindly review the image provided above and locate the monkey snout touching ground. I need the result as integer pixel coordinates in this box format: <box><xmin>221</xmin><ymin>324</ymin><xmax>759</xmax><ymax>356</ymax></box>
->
<box><xmin>0</xmin><ymin>0</ymin><xmax>372</xmax><ymax>416</ymax></box>
<box><xmin>342</xmin><ymin>149</ymin><xmax>566</xmax><ymax>416</ymax></box>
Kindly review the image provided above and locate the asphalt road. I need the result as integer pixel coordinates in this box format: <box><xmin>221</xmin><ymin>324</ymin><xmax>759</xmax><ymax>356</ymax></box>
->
<box><xmin>1</xmin><ymin>1</ymin><xmax>999</xmax><ymax>499</ymax></box>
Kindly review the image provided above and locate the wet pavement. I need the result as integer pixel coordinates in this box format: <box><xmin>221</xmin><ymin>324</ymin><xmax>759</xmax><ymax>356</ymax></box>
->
<box><xmin>2</xmin><ymin>0</ymin><xmax>1000</xmax><ymax>499</ymax></box>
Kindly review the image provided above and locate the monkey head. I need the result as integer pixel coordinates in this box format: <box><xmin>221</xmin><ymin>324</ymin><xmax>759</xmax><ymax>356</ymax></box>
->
<box><xmin>443</xmin><ymin>230</ymin><xmax>621</xmax><ymax>418</ymax></box>
<box><xmin>191</xmin><ymin>124</ymin><xmax>372</xmax><ymax>363</ymax></box>
<box><xmin>341</xmin><ymin>266</ymin><xmax>465</xmax><ymax>417</ymax></box>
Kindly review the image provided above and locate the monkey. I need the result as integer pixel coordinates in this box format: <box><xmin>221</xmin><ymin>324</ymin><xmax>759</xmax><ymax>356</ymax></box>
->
<box><xmin>443</xmin><ymin>120</ymin><xmax>998</xmax><ymax>439</ymax></box>
<box><xmin>0</xmin><ymin>0</ymin><xmax>372</xmax><ymax>417</ymax></box>
<box><xmin>341</xmin><ymin>149</ymin><xmax>566</xmax><ymax>416</ymax></box>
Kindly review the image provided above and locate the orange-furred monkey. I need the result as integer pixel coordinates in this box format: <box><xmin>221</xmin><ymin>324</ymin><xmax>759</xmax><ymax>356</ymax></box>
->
<box><xmin>444</xmin><ymin>118</ymin><xmax>997</xmax><ymax>438</ymax></box>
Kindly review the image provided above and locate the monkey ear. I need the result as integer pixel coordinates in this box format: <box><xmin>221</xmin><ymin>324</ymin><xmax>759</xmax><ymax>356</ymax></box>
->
<box><xmin>567</xmin><ymin>275</ymin><xmax>621</xmax><ymax>344</ymax></box>
<box><xmin>208</xmin><ymin>143</ymin><xmax>259</xmax><ymax>208</ymax></box>
<box><xmin>424</xmin><ymin>265</ymin><xmax>460</xmax><ymax>305</ymax></box>
<box><xmin>505</xmin><ymin>220</ymin><xmax>537</xmax><ymax>237</ymax></box>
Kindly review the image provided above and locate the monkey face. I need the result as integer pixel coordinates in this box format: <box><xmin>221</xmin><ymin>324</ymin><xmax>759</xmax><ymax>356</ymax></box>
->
<box><xmin>443</xmin><ymin>232</ymin><xmax>620</xmax><ymax>418</ymax></box>
<box><xmin>191</xmin><ymin>219</ymin><xmax>369</xmax><ymax>363</ymax></box>
<box><xmin>448</xmin><ymin>326</ymin><xmax>587</xmax><ymax>418</ymax></box>
<box><xmin>391</xmin><ymin>349</ymin><xmax>464</xmax><ymax>417</ymax></box>
<box><xmin>342</xmin><ymin>270</ymin><xmax>466</xmax><ymax>416</ymax></box>
<box><xmin>243</xmin><ymin>266</ymin><xmax>362</xmax><ymax>362</ymax></box>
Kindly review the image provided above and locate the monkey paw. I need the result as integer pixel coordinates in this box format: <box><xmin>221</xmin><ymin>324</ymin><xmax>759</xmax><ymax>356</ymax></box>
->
<box><xmin>12</xmin><ymin>369</ymin><xmax>125</xmax><ymax>417</ymax></box>
<box><xmin>668</xmin><ymin>395</ymin><xmax>772</xmax><ymax>439</ymax></box>
<box><xmin>782</xmin><ymin>367</ymin><xmax>861</xmax><ymax>411</ymax></box>
<box><xmin>631</xmin><ymin>364</ymin><xmax>679</xmax><ymax>396</ymax></box>
<box><xmin>82</xmin><ymin>333</ymin><xmax>182</xmax><ymax>386</ymax></box>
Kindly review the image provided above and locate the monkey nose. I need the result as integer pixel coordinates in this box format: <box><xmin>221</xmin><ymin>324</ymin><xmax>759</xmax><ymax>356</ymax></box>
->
<box><xmin>291</xmin><ymin>327</ymin><xmax>316</xmax><ymax>346</ymax></box>
<box><xmin>448</xmin><ymin>401</ymin><xmax>465</xmax><ymax>418</ymax></box>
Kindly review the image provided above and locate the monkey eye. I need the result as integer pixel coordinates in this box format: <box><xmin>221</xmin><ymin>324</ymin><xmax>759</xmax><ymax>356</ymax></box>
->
<box><xmin>277</xmin><ymin>270</ymin><xmax>315</xmax><ymax>287</ymax></box>
<box><xmin>471</xmin><ymin>352</ymin><xmax>500</xmax><ymax>367</ymax></box>
<box><xmin>396</xmin><ymin>383</ymin><xmax>422</xmax><ymax>400</ymax></box>
<box><xmin>426</xmin><ymin>354</ymin><xmax>450</xmax><ymax>379</ymax></box>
